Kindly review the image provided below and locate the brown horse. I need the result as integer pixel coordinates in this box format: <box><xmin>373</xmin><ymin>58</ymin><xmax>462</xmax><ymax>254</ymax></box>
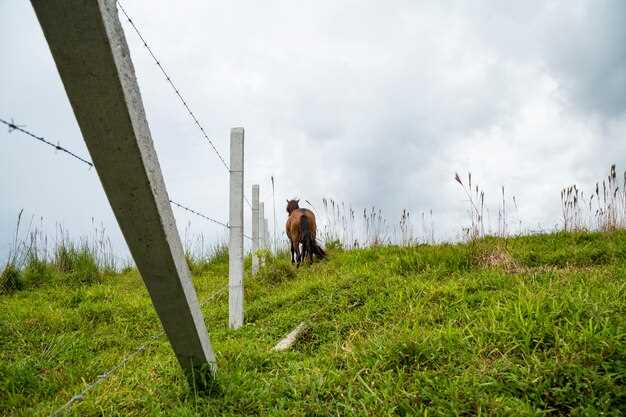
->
<box><xmin>285</xmin><ymin>199</ymin><xmax>326</xmax><ymax>266</ymax></box>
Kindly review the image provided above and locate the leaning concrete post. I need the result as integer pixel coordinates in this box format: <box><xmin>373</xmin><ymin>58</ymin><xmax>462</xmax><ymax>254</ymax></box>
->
<box><xmin>251</xmin><ymin>185</ymin><xmax>260</xmax><ymax>274</ymax></box>
<box><xmin>228</xmin><ymin>128</ymin><xmax>244</xmax><ymax>329</ymax></box>
<box><xmin>30</xmin><ymin>0</ymin><xmax>216</xmax><ymax>384</ymax></box>
<box><xmin>259</xmin><ymin>202</ymin><xmax>266</xmax><ymax>249</ymax></box>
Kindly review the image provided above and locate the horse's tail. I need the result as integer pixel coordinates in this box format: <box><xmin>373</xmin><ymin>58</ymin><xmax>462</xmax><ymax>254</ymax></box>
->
<box><xmin>313</xmin><ymin>242</ymin><xmax>326</xmax><ymax>259</ymax></box>
<box><xmin>300</xmin><ymin>216</ymin><xmax>313</xmax><ymax>261</ymax></box>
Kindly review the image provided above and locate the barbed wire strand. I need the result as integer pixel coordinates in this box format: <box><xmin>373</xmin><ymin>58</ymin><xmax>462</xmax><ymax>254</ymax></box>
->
<box><xmin>49</xmin><ymin>333</ymin><xmax>162</xmax><ymax>417</ymax></box>
<box><xmin>48</xmin><ymin>285</ymin><xmax>228</xmax><ymax>417</ymax></box>
<box><xmin>1</xmin><ymin>118</ymin><xmax>93</xmax><ymax>167</ymax></box>
<box><xmin>116</xmin><ymin>2</ymin><xmax>257</xmax><ymax>208</ymax></box>
<box><xmin>170</xmin><ymin>200</ymin><xmax>230</xmax><ymax>229</ymax></box>
<box><xmin>2</xmin><ymin>116</ymin><xmax>231</xmax><ymax>231</ymax></box>
<box><xmin>115</xmin><ymin>1</ymin><xmax>230</xmax><ymax>172</ymax></box>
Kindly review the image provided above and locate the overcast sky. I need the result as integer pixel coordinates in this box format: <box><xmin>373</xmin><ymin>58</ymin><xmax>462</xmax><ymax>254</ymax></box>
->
<box><xmin>2</xmin><ymin>0</ymin><xmax>625</xmax><ymax>261</ymax></box>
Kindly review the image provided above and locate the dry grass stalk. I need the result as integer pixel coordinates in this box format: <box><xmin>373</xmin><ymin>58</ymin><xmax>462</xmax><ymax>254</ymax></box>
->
<box><xmin>455</xmin><ymin>171</ymin><xmax>485</xmax><ymax>240</ymax></box>
<box><xmin>561</xmin><ymin>164</ymin><xmax>626</xmax><ymax>232</ymax></box>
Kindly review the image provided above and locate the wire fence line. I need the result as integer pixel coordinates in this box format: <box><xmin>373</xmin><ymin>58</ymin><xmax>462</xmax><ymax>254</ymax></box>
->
<box><xmin>116</xmin><ymin>1</ymin><xmax>256</xmax><ymax>209</ymax></box>
<box><xmin>49</xmin><ymin>333</ymin><xmax>163</xmax><ymax>417</ymax></box>
<box><xmin>169</xmin><ymin>200</ymin><xmax>230</xmax><ymax>229</ymax></box>
<box><xmin>48</xmin><ymin>284</ymin><xmax>228</xmax><ymax>417</ymax></box>
<box><xmin>115</xmin><ymin>0</ymin><xmax>230</xmax><ymax>172</ymax></box>
<box><xmin>1</xmin><ymin>118</ymin><xmax>93</xmax><ymax>167</ymax></box>
<box><xmin>2</xmin><ymin>116</ymin><xmax>233</xmax><ymax>231</ymax></box>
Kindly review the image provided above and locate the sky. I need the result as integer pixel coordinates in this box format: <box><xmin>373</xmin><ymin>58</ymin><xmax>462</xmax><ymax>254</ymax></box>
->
<box><xmin>1</xmin><ymin>0</ymin><xmax>626</xmax><ymax>261</ymax></box>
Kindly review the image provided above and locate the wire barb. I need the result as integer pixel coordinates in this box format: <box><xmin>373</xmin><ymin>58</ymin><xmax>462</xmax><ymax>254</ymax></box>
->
<box><xmin>116</xmin><ymin>0</ymin><xmax>230</xmax><ymax>171</ymax></box>
<box><xmin>1</xmin><ymin>118</ymin><xmax>93</xmax><ymax>168</ymax></box>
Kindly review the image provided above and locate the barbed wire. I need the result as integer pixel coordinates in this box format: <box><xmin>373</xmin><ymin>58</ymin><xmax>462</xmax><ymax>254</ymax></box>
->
<box><xmin>48</xmin><ymin>333</ymin><xmax>162</xmax><ymax>417</ymax></box>
<box><xmin>170</xmin><ymin>200</ymin><xmax>230</xmax><ymax>229</ymax></box>
<box><xmin>1</xmin><ymin>118</ymin><xmax>93</xmax><ymax>167</ymax></box>
<box><xmin>116</xmin><ymin>2</ymin><xmax>257</xmax><ymax>209</ymax></box>
<box><xmin>2</xmin><ymin>116</ymin><xmax>232</xmax><ymax>231</ymax></box>
<box><xmin>48</xmin><ymin>284</ymin><xmax>228</xmax><ymax>417</ymax></box>
<box><xmin>116</xmin><ymin>1</ymin><xmax>230</xmax><ymax>172</ymax></box>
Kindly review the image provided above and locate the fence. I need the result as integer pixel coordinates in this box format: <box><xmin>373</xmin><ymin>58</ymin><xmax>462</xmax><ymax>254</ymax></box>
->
<box><xmin>2</xmin><ymin>0</ymin><xmax>275</xmax><ymax>413</ymax></box>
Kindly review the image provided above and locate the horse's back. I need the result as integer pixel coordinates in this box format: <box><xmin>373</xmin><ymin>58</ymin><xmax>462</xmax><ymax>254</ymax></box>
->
<box><xmin>297</xmin><ymin>209</ymin><xmax>317</xmax><ymax>228</ymax></box>
<box><xmin>286</xmin><ymin>208</ymin><xmax>317</xmax><ymax>239</ymax></box>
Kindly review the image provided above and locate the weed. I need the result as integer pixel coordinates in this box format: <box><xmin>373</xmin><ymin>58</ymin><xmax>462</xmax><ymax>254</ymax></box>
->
<box><xmin>0</xmin><ymin>263</ymin><xmax>23</xmax><ymax>294</ymax></box>
<box><xmin>54</xmin><ymin>241</ymin><xmax>101</xmax><ymax>284</ymax></box>
<box><xmin>325</xmin><ymin>239</ymin><xmax>343</xmax><ymax>251</ymax></box>
<box><xmin>21</xmin><ymin>256</ymin><xmax>54</xmax><ymax>288</ymax></box>
<box><xmin>255</xmin><ymin>254</ymin><xmax>296</xmax><ymax>286</ymax></box>
<box><xmin>186</xmin><ymin>244</ymin><xmax>229</xmax><ymax>276</ymax></box>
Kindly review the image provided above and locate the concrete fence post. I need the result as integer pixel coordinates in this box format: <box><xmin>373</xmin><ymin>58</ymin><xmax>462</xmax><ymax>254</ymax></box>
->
<box><xmin>259</xmin><ymin>202</ymin><xmax>266</xmax><ymax>249</ymax></box>
<box><xmin>251</xmin><ymin>185</ymin><xmax>260</xmax><ymax>274</ymax></box>
<box><xmin>228</xmin><ymin>128</ymin><xmax>244</xmax><ymax>329</ymax></box>
<box><xmin>30</xmin><ymin>0</ymin><xmax>216</xmax><ymax>385</ymax></box>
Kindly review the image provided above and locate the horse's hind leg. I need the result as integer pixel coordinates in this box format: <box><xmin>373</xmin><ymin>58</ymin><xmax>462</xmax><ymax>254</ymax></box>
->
<box><xmin>290</xmin><ymin>241</ymin><xmax>295</xmax><ymax>264</ymax></box>
<box><xmin>299</xmin><ymin>241</ymin><xmax>305</xmax><ymax>263</ymax></box>
<box><xmin>306</xmin><ymin>239</ymin><xmax>313</xmax><ymax>265</ymax></box>
<box><xmin>294</xmin><ymin>243</ymin><xmax>302</xmax><ymax>268</ymax></box>
<box><xmin>307</xmin><ymin>242</ymin><xmax>313</xmax><ymax>265</ymax></box>
<box><xmin>301</xmin><ymin>239</ymin><xmax>311</xmax><ymax>266</ymax></box>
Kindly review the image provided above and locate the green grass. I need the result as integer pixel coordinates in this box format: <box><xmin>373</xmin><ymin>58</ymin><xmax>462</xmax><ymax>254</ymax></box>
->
<box><xmin>1</xmin><ymin>243</ymin><xmax>106</xmax><ymax>295</ymax></box>
<box><xmin>1</xmin><ymin>231</ymin><xmax>625</xmax><ymax>416</ymax></box>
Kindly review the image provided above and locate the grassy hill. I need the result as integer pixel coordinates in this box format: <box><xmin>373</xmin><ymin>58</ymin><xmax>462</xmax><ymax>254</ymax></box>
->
<box><xmin>1</xmin><ymin>231</ymin><xmax>625</xmax><ymax>416</ymax></box>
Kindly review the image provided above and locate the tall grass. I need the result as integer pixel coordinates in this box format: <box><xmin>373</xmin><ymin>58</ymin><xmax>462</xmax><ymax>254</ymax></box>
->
<box><xmin>182</xmin><ymin>222</ymin><xmax>229</xmax><ymax>275</ymax></box>
<box><xmin>561</xmin><ymin>164</ymin><xmax>626</xmax><ymax>232</ymax></box>
<box><xmin>453</xmin><ymin>164</ymin><xmax>626</xmax><ymax>241</ymax></box>
<box><xmin>0</xmin><ymin>210</ymin><xmax>24</xmax><ymax>292</ymax></box>
<box><xmin>320</xmin><ymin>198</ymin><xmax>436</xmax><ymax>248</ymax></box>
<box><xmin>1</xmin><ymin>213</ymin><xmax>128</xmax><ymax>294</ymax></box>
<box><xmin>454</xmin><ymin>172</ymin><xmax>485</xmax><ymax>240</ymax></box>
<box><xmin>454</xmin><ymin>172</ymin><xmax>522</xmax><ymax>241</ymax></box>
<box><xmin>399</xmin><ymin>209</ymin><xmax>412</xmax><ymax>246</ymax></box>
<box><xmin>321</xmin><ymin>199</ymin><xmax>393</xmax><ymax>248</ymax></box>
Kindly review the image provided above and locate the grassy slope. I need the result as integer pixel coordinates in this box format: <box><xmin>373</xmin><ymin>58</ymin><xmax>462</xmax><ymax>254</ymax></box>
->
<box><xmin>1</xmin><ymin>232</ymin><xmax>625</xmax><ymax>416</ymax></box>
